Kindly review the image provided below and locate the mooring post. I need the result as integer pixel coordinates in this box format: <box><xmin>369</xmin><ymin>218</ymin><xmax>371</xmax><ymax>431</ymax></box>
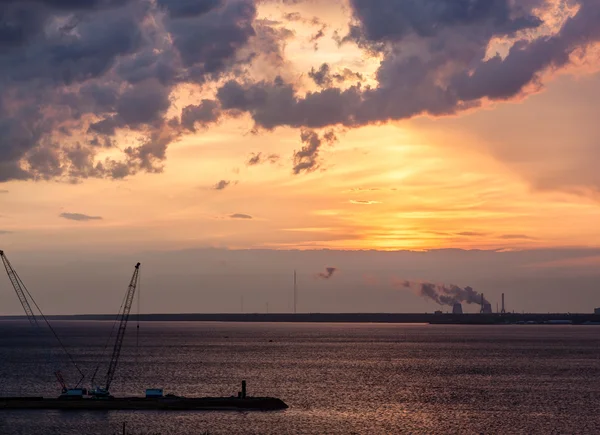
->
<box><xmin>122</xmin><ymin>421</ymin><xmax>126</xmax><ymax>435</ymax></box>
<box><xmin>242</xmin><ymin>380</ymin><xmax>246</xmax><ymax>399</ymax></box>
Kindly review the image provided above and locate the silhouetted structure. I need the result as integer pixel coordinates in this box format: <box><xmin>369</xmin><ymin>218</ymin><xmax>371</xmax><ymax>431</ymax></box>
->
<box><xmin>480</xmin><ymin>293</ymin><xmax>485</xmax><ymax>313</ymax></box>
<box><xmin>293</xmin><ymin>270</ymin><xmax>297</xmax><ymax>314</ymax></box>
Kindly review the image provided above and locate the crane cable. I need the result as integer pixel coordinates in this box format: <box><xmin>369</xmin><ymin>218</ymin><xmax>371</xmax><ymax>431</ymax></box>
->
<box><xmin>14</xmin><ymin>271</ymin><xmax>85</xmax><ymax>387</ymax></box>
<box><xmin>90</xmin><ymin>285</ymin><xmax>128</xmax><ymax>388</ymax></box>
<box><xmin>135</xmin><ymin>269</ymin><xmax>141</xmax><ymax>380</ymax></box>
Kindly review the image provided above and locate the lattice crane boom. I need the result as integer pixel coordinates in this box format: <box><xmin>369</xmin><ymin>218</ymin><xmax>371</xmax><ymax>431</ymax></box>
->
<box><xmin>0</xmin><ymin>250</ymin><xmax>38</xmax><ymax>326</ymax></box>
<box><xmin>0</xmin><ymin>249</ymin><xmax>85</xmax><ymax>390</ymax></box>
<box><xmin>104</xmin><ymin>262</ymin><xmax>141</xmax><ymax>392</ymax></box>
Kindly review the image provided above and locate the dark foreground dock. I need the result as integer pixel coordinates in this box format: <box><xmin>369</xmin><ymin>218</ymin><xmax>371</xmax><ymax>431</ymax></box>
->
<box><xmin>0</xmin><ymin>396</ymin><xmax>288</xmax><ymax>411</ymax></box>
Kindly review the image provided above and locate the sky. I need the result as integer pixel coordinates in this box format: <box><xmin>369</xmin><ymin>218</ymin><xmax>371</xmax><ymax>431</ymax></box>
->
<box><xmin>1</xmin><ymin>0</ymin><xmax>600</xmax><ymax>314</ymax></box>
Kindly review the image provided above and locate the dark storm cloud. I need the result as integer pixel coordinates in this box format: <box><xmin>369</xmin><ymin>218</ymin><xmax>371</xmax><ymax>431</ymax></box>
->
<box><xmin>59</xmin><ymin>212</ymin><xmax>103</xmax><ymax>221</ymax></box>
<box><xmin>451</xmin><ymin>0</ymin><xmax>600</xmax><ymax>102</ymax></box>
<box><xmin>212</xmin><ymin>0</ymin><xmax>600</xmax><ymax>140</ymax></box>
<box><xmin>161</xmin><ymin>0</ymin><xmax>256</xmax><ymax>76</ymax></box>
<box><xmin>2</xmin><ymin>0</ymin><xmax>599</xmax><ymax>190</ymax></box>
<box><xmin>181</xmin><ymin>100</ymin><xmax>221</xmax><ymax>131</ymax></box>
<box><xmin>230</xmin><ymin>213</ymin><xmax>253</xmax><ymax>219</ymax></box>
<box><xmin>0</xmin><ymin>0</ymin><xmax>261</xmax><ymax>183</ymax></box>
<box><xmin>346</xmin><ymin>0</ymin><xmax>542</xmax><ymax>46</ymax></box>
<box><xmin>216</xmin><ymin>77</ymin><xmax>363</xmax><ymax>129</ymax></box>
<box><xmin>156</xmin><ymin>0</ymin><xmax>223</xmax><ymax>19</ymax></box>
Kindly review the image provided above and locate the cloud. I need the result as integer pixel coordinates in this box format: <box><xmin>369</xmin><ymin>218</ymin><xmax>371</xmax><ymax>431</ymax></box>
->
<box><xmin>212</xmin><ymin>0</ymin><xmax>600</xmax><ymax>135</ymax></box>
<box><xmin>457</xmin><ymin>232</ymin><xmax>487</xmax><ymax>237</ymax></box>
<box><xmin>230</xmin><ymin>213</ymin><xmax>253</xmax><ymax>219</ymax></box>
<box><xmin>246</xmin><ymin>152</ymin><xmax>280</xmax><ymax>166</ymax></box>
<box><xmin>0</xmin><ymin>0</ymin><xmax>263</xmax><ymax>183</ymax></box>
<box><xmin>59</xmin><ymin>212</ymin><xmax>103</xmax><ymax>221</ymax></box>
<box><xmin>0</xmin><ymin>190</ymin><xmax>8</xmax><ymax>194</ymax></box>
<box><xmin>309</xmin><ymin>63</ymin><xmax>364</xmax><ymax>88</ymax></box>
<box><xmin>1</xmin><ymin>0</ymin><xmax>599</xmax><ymax>192</ymax></box>
<box><xmin>213</xmin><ymin>180</ymin><xmax>232</xmax><ymax>190</ymax></box>
<box><xmin>350</xmin><ymin>200</ymin><xmax>381</xmax><ymax>205</ymax></box>
<box><xmin>181</xmin><ymin>100</ymin><xmax>221</xmax><ymax>132</ymax></box>
<box><xmin>317</xmin><ymin>266</ymin><xmax>337</xmax><ymax>279</ymax></box>
<box><xmin>500</xmin><ymin>234</ymin><xmax>536</xmax><ymax>240</ymax></box>
<box><xmin>0</xmin><ymin>230</ymin><xmax>12</xmax><ymax>235</ymax></box>
<box><xmin>293</xmin><ymin>129</ymin><xmax>337</xmax><ymax>174</ymax></box>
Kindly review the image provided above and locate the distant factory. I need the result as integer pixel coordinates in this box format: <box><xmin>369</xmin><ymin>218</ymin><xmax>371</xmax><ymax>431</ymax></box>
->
<box><xmin>442</xmin><ymin>292</ymin><xmax>507</xmax><ymax>315</ymax></box>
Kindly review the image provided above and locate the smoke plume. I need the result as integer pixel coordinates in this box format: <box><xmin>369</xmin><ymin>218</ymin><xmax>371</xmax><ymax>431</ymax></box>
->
<box><xmin>318</xmin><ymin>267</ymin><xmax>337</xmax><ymax>279</ymax></box>
<box><xmin>401</xmin><ymin>280</ymin><xmax>488</xmax><ymax>307</ymax></box>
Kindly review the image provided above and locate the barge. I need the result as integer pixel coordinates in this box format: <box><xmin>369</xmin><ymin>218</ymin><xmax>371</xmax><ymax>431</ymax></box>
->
<box><xmin>0</xmin><ymin>395</ymin><xmax>288</xmax><ymax>411</ymax></box>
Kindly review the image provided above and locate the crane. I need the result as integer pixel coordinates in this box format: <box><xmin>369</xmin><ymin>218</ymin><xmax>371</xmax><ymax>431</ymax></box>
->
<box><xmin>1</xmin><ymin>250</ymin><xmax>38</xmax><ymax>326</ymax></box>
<box><xmin>0</xmin><ymin>250</ymin><xmax>85</xmax><ymax>394</ymax></box>
<box><xmin>90</xmin><ymin>262</ymin><xmax>141</xmax><ymax>398</ymax></box>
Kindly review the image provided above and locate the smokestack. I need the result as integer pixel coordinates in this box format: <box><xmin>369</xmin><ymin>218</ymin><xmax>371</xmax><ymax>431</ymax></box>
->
<box><xmin>452</xmin><ymin>303</ymin><xmax>463</xmax><ymax>314</ymax></box>
<box><xmin>402</xmin><ymin>281</ymin><xmax>488</xmax><ymax>307</ymax></box>
<box><xmin>293</xmin><ymin>270</ymin><xmax>297</xmax><ymax>314</ymax></box>
<box><xmin>480</xmin><ymin>293</ymin><xmax>485</xmax><ymax>313</ymax></box>
<box><xmin>501</xmin><ymin>293</ymin><xmax>506</xmax><ymax>314</ymax></box>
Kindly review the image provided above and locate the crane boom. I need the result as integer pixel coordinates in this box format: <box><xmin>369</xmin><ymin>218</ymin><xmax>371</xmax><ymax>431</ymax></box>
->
<box><xmin>104</xmin><ymin>262</ymin><xmax>141</xmax><ymax>393</ymax></box>
<box><xmin>0</xmin><ymin>249</ymin><xmax>85</xmax><ymax>391</ymax></box>
<box><xmin>0</xmin><ymin>250</ymin><xmax>38</xmax><ymax>326</ymax></box>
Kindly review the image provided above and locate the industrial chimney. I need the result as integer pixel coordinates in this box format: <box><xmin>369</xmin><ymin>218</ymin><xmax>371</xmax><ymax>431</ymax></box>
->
<box><xmin>501</xmin><ymin>293</ymin><xmax>506</xmax><ymax>314</ymax></box>
<box><xmin>452</xmin><ymin>303</ymin><xmax>463</xmax><ymax>314</ymax></box>
<box><xmin>480</xmin><ymin>293</ymin><xmax>485</xmax><ymax>313</ymax></box>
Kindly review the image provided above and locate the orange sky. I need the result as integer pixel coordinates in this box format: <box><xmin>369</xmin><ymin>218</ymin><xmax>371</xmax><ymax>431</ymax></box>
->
<box><xmin>1</xmin><ymin>0</ymin><xmax>600</xmax><ymax>254</ymax></box>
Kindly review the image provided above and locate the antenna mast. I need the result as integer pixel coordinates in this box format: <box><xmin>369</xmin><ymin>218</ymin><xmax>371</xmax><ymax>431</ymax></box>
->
<box><xmin>293</xmin><ymin>270</ymin><xmax>297</xmax><ymax>314</ymax></box>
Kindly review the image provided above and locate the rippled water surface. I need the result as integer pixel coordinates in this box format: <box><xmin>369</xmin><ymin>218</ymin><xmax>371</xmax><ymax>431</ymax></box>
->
<box><xmin>1</xmin><ymin>321</ymin><xmax>600</xmax><ymax>434</ymax></box>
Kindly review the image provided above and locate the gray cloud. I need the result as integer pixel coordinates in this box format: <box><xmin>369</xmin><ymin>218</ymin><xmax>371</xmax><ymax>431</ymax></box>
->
<box><xmin>1</xmin><ymin>0</ymin><xmax>599</xmax><ymax>192</ymax></box>
<box><xmin>181</xmin><ymin>100</ymin><xmax>221</xmax><ymax>131</ymax></box>
<box><xmin>0</xmin><ymin>230</ymin><xmax>12</xmax><ymax>234</ymax></box>
<box><xmin>213</xmin><ymin>180</ymin><xmax>231</xmax><ymax>190</ymax></box>
<box><xmin>212</xmin><ymin>0</ymin><xmax>600</xmax><ymax>139</ymax></box>
<box><xmin>246</xmin><ymin>152</ymin><xmax>280</xmax><ymax>166</ymax></box>
<box><xmin>0</xmin><ymin>190</ymin><xmax>8</xmax><ymax>193</ymax></box>
<box><xmin>0</xmin><ymin>0</ymin><xmax>262</xmax><ymax>183</ymax></box>
<box><xmin>59</xmin><ymin>212</ymin><xmax>103</xmax><ymax>221</ymax></box>
<box><xmin>293</xmin><ymin>129</ymin><xmax>337</xmax><ymax>174</ymax></box>
<box><xmin>309</xmin><ymin>63</ymin><xmax>364</xmax><ymax>88</ymax></box>
<box><xmin>230</xmin><ymin>213</ymin><xmax>253</xmax><ymax>219</ymax></box>
<box><xmin>318</xmin><ymin>266</ymin><xmax>337</xmax><ymax>279</ymax></box>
